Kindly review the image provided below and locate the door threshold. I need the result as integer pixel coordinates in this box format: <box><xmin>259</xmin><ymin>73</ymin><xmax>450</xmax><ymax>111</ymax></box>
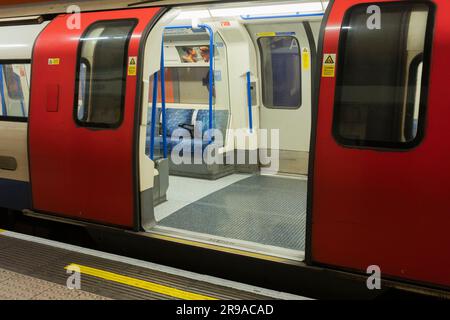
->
<box><xmin>260</xmin><ymin>171</ymin><xmax>308</xmax><ymax>181</ymax></box>
<box><xmin>146</xmin><ymin>225</ymin><xmax>305</xmax><ymax>264</ymax></box>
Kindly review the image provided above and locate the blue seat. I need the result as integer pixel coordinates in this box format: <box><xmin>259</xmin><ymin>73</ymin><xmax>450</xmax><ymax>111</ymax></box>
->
<box><xmin>146</xmin><ymin>108</ymin><xmax>230</xmax><ymax>157</ymax></box>
<box><xmin>195</xmin><ymin>110</ymin><xmax>230</xmax><ymax>143</ymax></box>
<box><xmin>146</xmin><ymin>108</ymin><xmax>194</xmax><ymax>156</ymax></box>
<box><xmin>166</xmin><ymin>108</ymin><xmax>194</xmax><ymax>137</ymax></box>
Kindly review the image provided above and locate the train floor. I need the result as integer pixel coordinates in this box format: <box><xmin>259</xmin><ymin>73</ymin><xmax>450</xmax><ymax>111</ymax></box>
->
<box><xmin>0</xmin><ymin>229</ymin><xmax>308</xmax><ymax>300</ymax></box>
<box><xmin>154</xmin><ymin>173</ymin><xmax>308</xmax><ymax>254</ymax></box>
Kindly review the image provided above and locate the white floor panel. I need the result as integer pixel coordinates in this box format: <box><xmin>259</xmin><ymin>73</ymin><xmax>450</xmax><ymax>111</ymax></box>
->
<box><xmin>154</xmin><ymin>174</ymin><xmax>251</xmax><ymax>221</ymax></box>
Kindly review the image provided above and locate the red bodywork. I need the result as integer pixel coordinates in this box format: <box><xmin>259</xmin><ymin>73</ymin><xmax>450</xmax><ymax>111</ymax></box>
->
<box><xmin>311</xmin><ymin>0</ymin><xmax>450</xmax><ymax>288</ymax></box>
<box><xmin>29</xmin><ymin>8</ymin><xmax>161</xmax><ymax>228</ymax></box>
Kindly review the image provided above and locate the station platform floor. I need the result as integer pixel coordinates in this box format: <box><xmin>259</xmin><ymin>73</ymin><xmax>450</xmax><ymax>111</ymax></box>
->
<box><xmin>0</xmin><ymin>229</ymin><xmax>308</xmax><ymax>300</ymax></box>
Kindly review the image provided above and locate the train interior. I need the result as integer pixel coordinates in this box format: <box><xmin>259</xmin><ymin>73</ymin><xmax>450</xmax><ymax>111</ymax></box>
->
<box><xmin>138</xmin><ymin>0</ymin><xmax>326</xmax><ymax>260</ymax></box>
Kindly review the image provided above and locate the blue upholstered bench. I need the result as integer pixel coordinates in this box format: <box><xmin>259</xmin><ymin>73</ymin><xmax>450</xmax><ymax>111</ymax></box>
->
<box><xmin>146</xmin><ymin>108</ymin><xmax>229</xmax><ymax>156</ymax></box>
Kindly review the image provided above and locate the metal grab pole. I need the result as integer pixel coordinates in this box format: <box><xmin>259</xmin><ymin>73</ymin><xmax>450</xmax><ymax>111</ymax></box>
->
<box><xmin>246</xmin><ymin>71</ymin><xmax>253</xmax><ymax>133</ymax></box>
<box><xmin>199</xmin><ymin>24</ymin><xmax>215</xmax><ymax>143</ymax></box>
<box><xmin>150</xmin><ymin>72</ymin><xmax>158</xmax><ymax>160</ymax></box>
<box><xmin>160</xmin><ymin>41</ymin><xmax>168</xmax><ymax>158</ymax></box>
<box><xmin>164</xmin><ymin>24</ymin><xmax>215</xmax><ymax>143</ymax></box>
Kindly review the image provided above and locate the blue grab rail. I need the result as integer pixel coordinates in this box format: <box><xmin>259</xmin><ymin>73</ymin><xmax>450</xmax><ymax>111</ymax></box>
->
<box><xmin>202</xmin><ymin>24</ymin><xmax>215</xmax><ymax>144</ymax></box>
<box><xmin>149</xmin><ymin>24</ymin><xmax>215</xmax><ymax>159</ymax></box>
<box><xmin>0</xmin><ymin>65</ymin><xmax>7</xmax><ymax>116</ymax></box>
<box><xmin>163</xmin><ymin>24</ymin><xmax>215</xmax><ymax>146</ymax></box>
<box><xmin>160</xmin><ymin>43</ymin><xmax>168</xmax><ymax>158</ymax></box>
<box><xmin>241</xmin><ymin>12</ymin><xmax>324</xmax><ymax>21</ymax></box>
<box><xmin>246</xmin><ymin>72</ymin><xmax>253</xmax><ymax>133</ymax></box>
<box><xmin>149</xmin><ymin>72</ymin><xmax>159</xmax><ymax>160</ymax></box>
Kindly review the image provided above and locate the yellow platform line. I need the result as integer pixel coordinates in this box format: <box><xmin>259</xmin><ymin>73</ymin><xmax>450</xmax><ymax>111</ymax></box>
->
<box><xmin>0</xmin><ymin>229</ymin><xmax>5</xmax><ymax>233</ymax></box>
<box><xmin>65</xmin><ymin>263</ymin><xmax>217</xmax><ymax>300</ymax></box>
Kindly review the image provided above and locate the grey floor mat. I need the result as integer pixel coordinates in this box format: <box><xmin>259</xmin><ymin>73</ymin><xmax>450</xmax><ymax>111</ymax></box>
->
<box><xmin>160</xmin><ymin>175</ymin><xmax>307</xmax><ymax>251</ymax></box>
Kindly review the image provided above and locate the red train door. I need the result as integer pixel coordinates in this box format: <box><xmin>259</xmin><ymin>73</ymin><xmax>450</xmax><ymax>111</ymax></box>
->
<box><xmin>29</xmin><ymin>8</ymin><xmax>162</xmax><ymax>228</ymax></box>
<box><xmin>310</xmin><ymin>0</ymin><xmax>450</xmax><ymax>288</ymax></box>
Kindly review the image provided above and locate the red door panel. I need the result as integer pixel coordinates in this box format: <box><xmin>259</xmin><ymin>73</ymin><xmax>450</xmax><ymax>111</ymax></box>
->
<box><xmin>311</xmin><ymin>0</ymin><xmax>450</xmax><ymax>288</ymax></box>
<box><xmin>29</xmin><ymin>8</ymin><xmax>162</xmax><ymax>228</ymax></box>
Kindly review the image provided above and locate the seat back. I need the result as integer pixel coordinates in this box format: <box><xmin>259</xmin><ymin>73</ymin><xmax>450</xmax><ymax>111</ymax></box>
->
<box><xmin>195</xmin><ymin>110</ymin><xmax>229</xmax><ymax>141</ymax></box>
<box><xmin>166</xmin><ymin>108</ymin><xmax>194</xmax><ymax>137</ymax></box>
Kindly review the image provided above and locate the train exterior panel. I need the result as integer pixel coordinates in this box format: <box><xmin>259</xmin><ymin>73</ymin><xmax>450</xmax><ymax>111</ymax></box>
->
<box><xmin>29</xmin><ymin>8</ymin><xmax>162</xmax><ymax>228</ymax></box>
<box><xmin>311</xmin><ymin>0</ymin><xmax>450</xmax><ymax>288</ymax></box>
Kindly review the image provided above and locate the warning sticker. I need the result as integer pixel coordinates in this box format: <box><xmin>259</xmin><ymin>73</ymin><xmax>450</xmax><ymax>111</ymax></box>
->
<box><xmin>322</xmin><ymin>54</ymin><xmax>336</xmax><ymax>77</ymax></box>
<box><xmin>302</xmin><ymin>48</ymin><xmax>310</xmax><ymax>70</ymax></box>
<box><xmin>256</xmin><ymin>32</ymin><xmax>296</xmax><ymax>38</ymax></box>
<box><xmin>256</xmin><ymin>32</ymin><xmax>276</xmax><ymax>37</ymax></box>
<box><xmin>48</xmin><ymin>58</ymin><xmax>60</xmax><ymax>65</ymax></box>
<box><xmin>128</xmin><ymin>56</ymin><xmax>137</xmax><ymax>76</ymax></box>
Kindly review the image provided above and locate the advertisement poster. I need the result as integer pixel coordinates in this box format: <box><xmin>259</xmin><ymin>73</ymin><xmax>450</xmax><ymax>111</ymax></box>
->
<box><xmin>176</xmin><ymin>46</ymin><xmax>210</xmax><ymax>64</ymax></box>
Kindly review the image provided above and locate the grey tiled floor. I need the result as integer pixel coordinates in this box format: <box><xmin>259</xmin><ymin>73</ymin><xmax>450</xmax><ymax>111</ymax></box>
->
<box><xmin>0</xmin><ymin>268</ymin><xmax>110</xmax><ymax>300</ymax></box>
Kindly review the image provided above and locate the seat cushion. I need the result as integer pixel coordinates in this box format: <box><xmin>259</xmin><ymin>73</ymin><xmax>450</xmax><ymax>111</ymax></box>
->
<box><xmin>146</xmin><ymin>108</ymin><xmax>228</xmax><ymax>157</ymax></box>
<box><xmin>194</xmin><ymin>110</ymin><xmax>229</xmax><ymax>141</ymax></box>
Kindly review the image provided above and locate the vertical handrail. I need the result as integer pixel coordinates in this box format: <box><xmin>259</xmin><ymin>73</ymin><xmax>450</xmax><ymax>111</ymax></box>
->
<box><xmin>199</xmin><ymin>24</ymin><xmax>215</xmax><ymax>143</ymax></box>
<box><xmin>160</xmin><ymin>42</ymin><xmax>168</xmax><ymax>158</ymax></box>
<box><xmin>150</xmin><ymin>72</ymin><xmax>159</xmax><ymax>160</ymax></box>
<box><xmin>163</xmin><ymin>24</ymin><xmax>215</xmax><ymax>144</ymax></box>
<box><xmin>246</xmin><ymin>71</ymin><xmax>253</xmax><ymax>133</ymax></box>
<box><xmin>0</xmin><ymin>65</ymin><xmax>7</xmax><ymax>116</ymax></box>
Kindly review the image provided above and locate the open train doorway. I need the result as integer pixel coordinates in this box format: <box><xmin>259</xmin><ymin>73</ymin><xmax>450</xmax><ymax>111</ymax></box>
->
<box><xmin>140</xmin><ymin>0</ymin><xmax>327</xmax><ymax>261</ymax></box>
<box><xmin>247</xmin><ymin>19</ymin><xmax>319</xmax><ymax>176</ymax></box>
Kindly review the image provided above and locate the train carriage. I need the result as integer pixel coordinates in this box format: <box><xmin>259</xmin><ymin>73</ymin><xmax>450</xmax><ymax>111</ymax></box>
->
<box><xmin>0</xmin><ymin>0</ymin><xmax>449</xmax><ymax>297</ymax></box>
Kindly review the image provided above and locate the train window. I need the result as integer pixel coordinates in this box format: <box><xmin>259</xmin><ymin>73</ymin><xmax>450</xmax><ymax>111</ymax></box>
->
<box><xmin>156</xmin><ymin>67</ymin><xmax>213</xmax><ymax>105</ymax></box>
<box><xmin>258</xmin><ymin>36</ymin><xmax>301</xmax><ymax>109</ymax></box>
<box><xmin>76</xmin><ymin>60</ymin><xmax>90</xmax><ymax>121</ymax></box>
<box><xmin>74</xmin><ymin>20</ymin><xmax>137</xmax><ymax>128</ymax></box>
<box><xmin>333</xmin><ymin>2</ymin><xmax>434</xmax><ymax>149</ymax></box>
<box><xmin>0</xmin><ymin>63</ymin><xmax>30</xmax><ymax>121</ymax></box>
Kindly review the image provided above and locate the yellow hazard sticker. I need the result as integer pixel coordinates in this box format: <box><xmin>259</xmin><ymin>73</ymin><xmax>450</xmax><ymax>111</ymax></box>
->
<box><xmin>256</xmin><ymin>32</ymin><xmax>276</xmax><ymax>37</ymax></box>
<box><xmin>322</xmin><ymin>54</ymin><xmax>336</xmax><ymax>78</ymax></box>
<box><xmin>302</xmin><ymin>48</ymin><xmax>310</xmax><ymax>70</ymax></box>
<box><xmin>48</xmin><ymin>58</ymin><xmax>60</xmax><ymax>65</ymax></box>
<box><xmin>128</xmin><ymin>56</ymin><xmax>137</xmax><ymax>76</ymax></box>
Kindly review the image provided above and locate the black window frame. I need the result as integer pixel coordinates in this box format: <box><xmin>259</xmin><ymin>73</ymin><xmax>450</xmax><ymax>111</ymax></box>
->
<box><xmin>73</xmin><ymin>19</ymin><xmax>138</xmax><ymax>130</ymax></box>
<box><xmin>332</xmin><ymin>1</ymin><xmax>435</xmax><ymax>150</ymax></box>
<box><xmin>257</xmin><ymin>35</ymin><xmax>302</xmax><ymax>110</ymax></box>
<box><xmin>0</xmin><ymin>59</ymin><xmax>30</xmax><ymax>123</ymax></box>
